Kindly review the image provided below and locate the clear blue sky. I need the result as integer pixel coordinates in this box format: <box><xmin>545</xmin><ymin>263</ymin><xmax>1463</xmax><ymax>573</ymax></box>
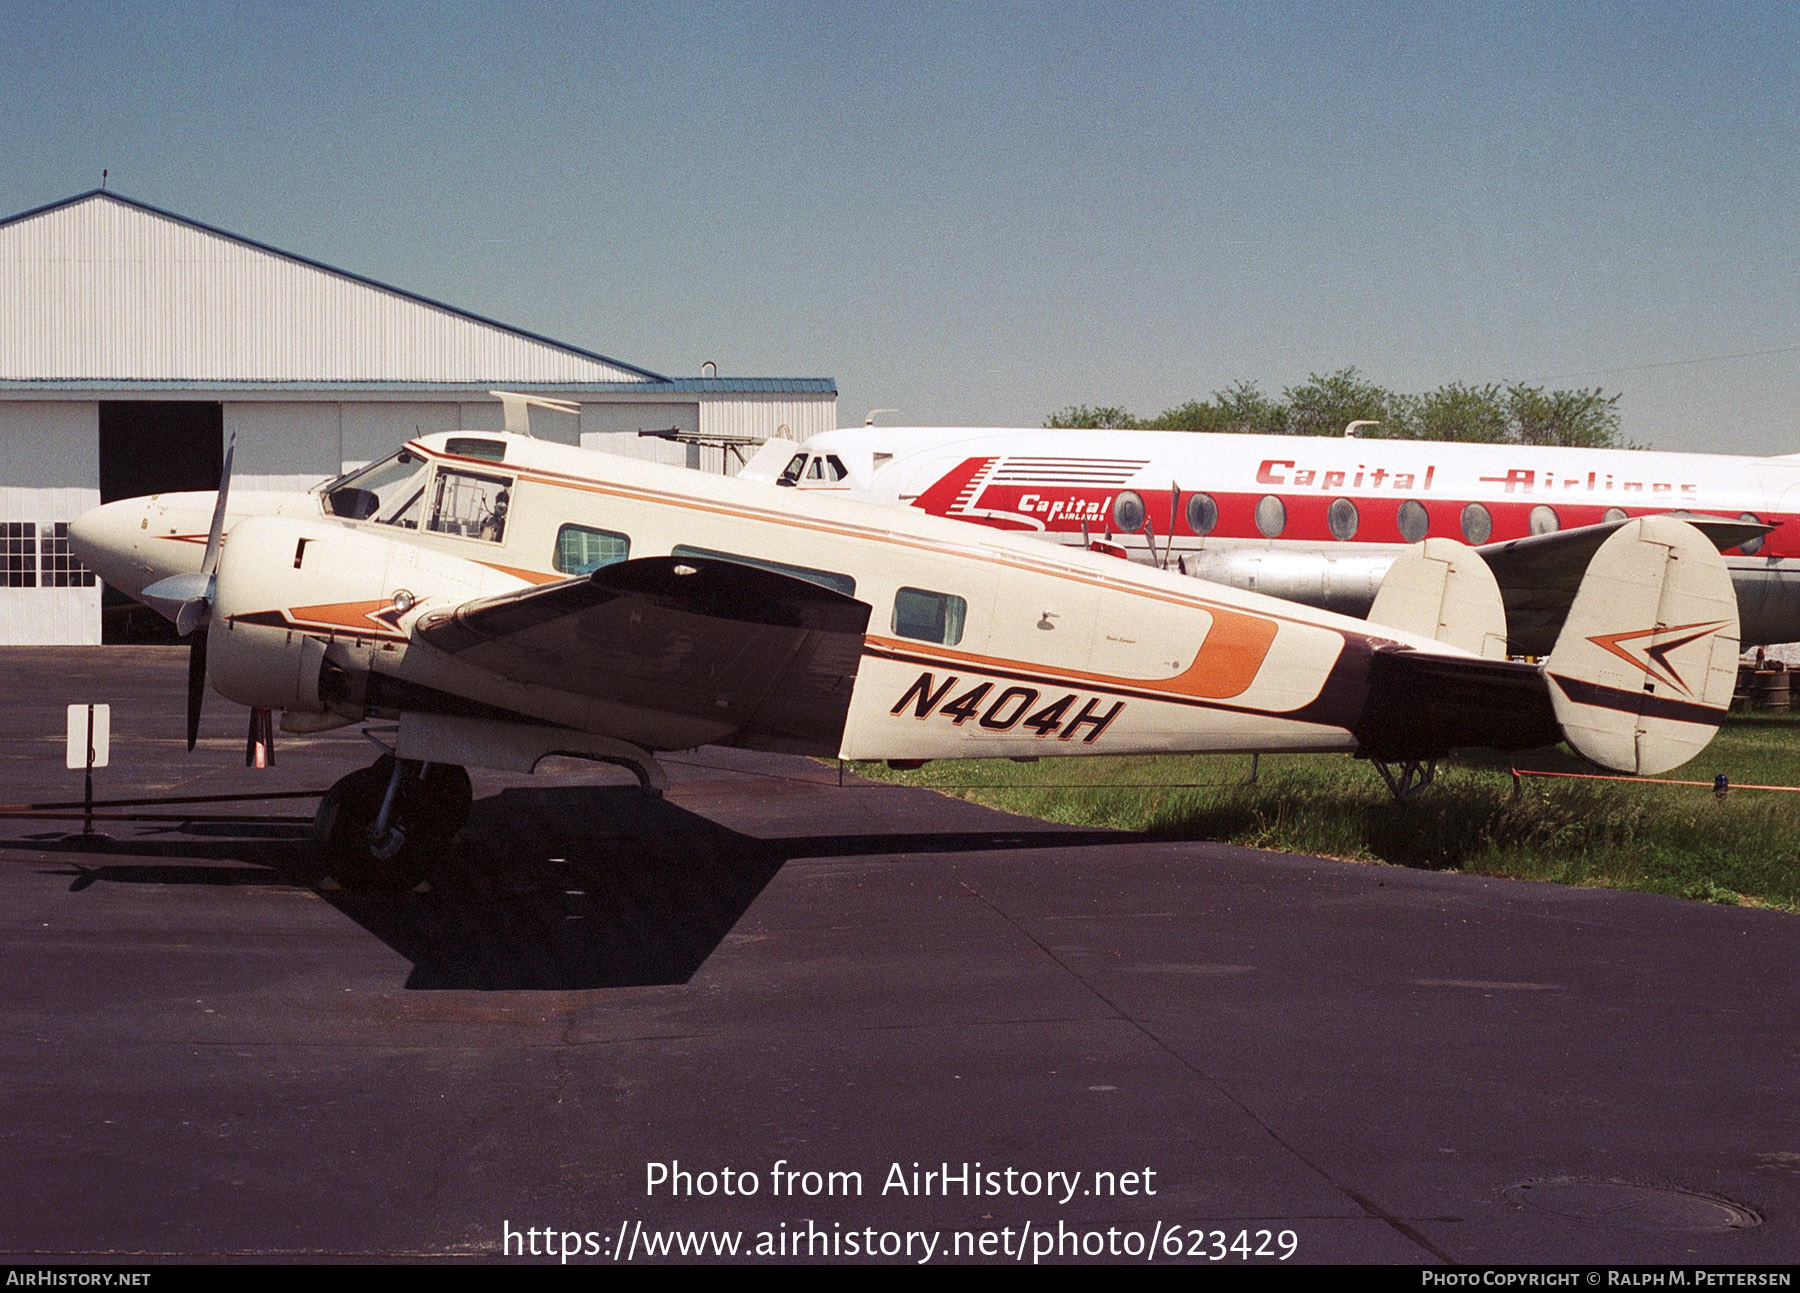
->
<box><xmin>3</xmin><ymin>0</ymin><xmax>1797</xmax><ymax>452</ymax></box>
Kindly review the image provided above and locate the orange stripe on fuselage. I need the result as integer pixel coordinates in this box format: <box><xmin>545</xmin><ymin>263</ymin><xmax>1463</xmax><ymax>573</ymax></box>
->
<box><xmin>864</xmin><ymin>604</ymin><xmax>1280</xmax><ymax>703</ymax></box>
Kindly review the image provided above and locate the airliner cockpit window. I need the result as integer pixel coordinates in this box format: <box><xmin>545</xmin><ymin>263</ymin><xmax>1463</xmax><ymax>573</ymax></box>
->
<box><xmin>323</xmin><ymin>449</ymin><xmax>431</xmax><ymax>526</ymax></box>
<box><xmin>778</xmin><ymin>454</ymin><xmax>807</xmax><ymax>486</ymax></box>
<box><xmin>427</xmin><ymin>468</ymin><xmax>514</xmax><ymax>542</ymax></box>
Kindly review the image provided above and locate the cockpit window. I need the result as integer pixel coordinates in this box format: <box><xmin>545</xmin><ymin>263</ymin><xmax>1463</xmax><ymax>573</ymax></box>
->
<box><xmin>778</xmin><ymin>454</ymin><xmax>807</xmax><ymax>485</ymax></box>
<box><xmin>427</xmin><ymin>468</ymin><xmax>514</xmax><ymax>542</ymax></box>
<box><xmin>323</xmin><ymin>449</ymin><xmax>431</xmax><ymax>526</ymax></box>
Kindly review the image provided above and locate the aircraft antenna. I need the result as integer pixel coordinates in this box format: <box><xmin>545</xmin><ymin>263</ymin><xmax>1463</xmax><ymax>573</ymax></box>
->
<box><xmin>1345</xmin><ymin>420</ymin><xmax>1381</xmax><ymax>438</ymax></box>
<box><xmin>865</xmin><ymin>408</ymin><xmax>900</xmax><ymax>426</ymax></box>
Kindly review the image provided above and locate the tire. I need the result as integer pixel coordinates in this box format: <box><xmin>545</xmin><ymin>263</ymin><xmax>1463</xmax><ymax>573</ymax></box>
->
<box><xmin>312</xmin><ymin>758</ymin><xmax>428</xmax><ymax>894</ymax></box>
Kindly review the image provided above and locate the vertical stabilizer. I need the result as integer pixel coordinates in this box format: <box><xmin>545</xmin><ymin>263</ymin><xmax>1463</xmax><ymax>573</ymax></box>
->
<box><xmin>1544</xmin><ymin>517</ymin><xmax>1738</xmax><ymax>775</ymax></box>
<box><xmin>1366</xmin><ymin>537</ymin><xmax>1509</xmax><ymax>660</ymax></box>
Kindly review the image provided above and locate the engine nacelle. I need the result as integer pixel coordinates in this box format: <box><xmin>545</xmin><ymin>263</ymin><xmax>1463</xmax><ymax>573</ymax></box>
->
<box><xmin>1179</xmin><ymin>547</ymin><xmax>1397</xmax><ymax>618</ymax></box>
<box><xmin>206</xmin><ymin>516</ymin><xmax>527</xmax><ymax>715</ymax></box>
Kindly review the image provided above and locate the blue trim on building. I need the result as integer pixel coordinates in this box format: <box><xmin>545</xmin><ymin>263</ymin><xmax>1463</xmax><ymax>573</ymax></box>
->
<box><xmin>0</xmin><ymin>378</ymin><xmax>837</xmax><ymax>395</ymax></box>
<box><xmin>0</xmin><ymin>191</ymin><xmax>670</xmax><ymax>383</ymax></box>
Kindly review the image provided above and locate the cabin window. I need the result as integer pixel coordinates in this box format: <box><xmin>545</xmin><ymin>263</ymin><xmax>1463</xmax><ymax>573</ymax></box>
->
<box><xmin>1327</xmin><ymin>498</ymin><xmax>1359</xmax><ymax>541</ymax></box>
<box><xmin>1396</xmin><ymin>499</ymin><xmax>1428</xmax><ymax>543</ymax></box>
<box><xmin>427</xmin><ymin>468</ymin><xmax>514</xmax><ymax>542</ymax></box>
<box><xmin>893</xmin><ymin>587</ymin><xmax>967</xmax><ymax>646</ymax></box>
<box><xmin>554</xmin><ymin>525</ymin><xmax>631</xmax><ymax>575</ymax></box>
<box><xmin>1460</xmin><ymin>502</ymin><xmax>1492</xmax><ymax>545</ymax></box>
<box><xmin>1603</xmin><ymin>507</ymin><xmax>1627</xmax><ymax>523</ymax></box>
<box><xmin>1112</xmin><ymin>491</ymin><xmax>1145</xmax><ymax>532</ymax></box>
<box><xmin>1529</xmin><ymin>505</ymin><xmax>1560</xmax><ymax>535</ymax></box>
<box><xmin>1255</xmin><ymin>495</ymin><xmax>1286</xmax><ymax>539</ymax></box>
<box><xmin>778</xmin><ymin>454</ymin><xmax>807</xmax><ymax>486</ymax></box>
<box><xmin>1740</xmin><ymin>512</ymin><xmax>1765</xmax><ymax>556</ymax></box>
<box><xmin>670</xmin><ymin>545</ymin><xmax>856</xmax><ymax>596</ymax></box>
<box><xmin>1185</xmin><ymin>492</ymin><xmax>1218</xmax><ymax>536</ymax></box>
<box><xmin>445</xmin><ymin>437</ymin><xmax>507</xmax><ymax>463</ymax></box>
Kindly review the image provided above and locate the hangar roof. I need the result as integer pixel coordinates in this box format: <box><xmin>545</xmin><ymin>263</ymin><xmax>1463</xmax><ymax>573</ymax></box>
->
<box><xmin>0</xmin><ymin>191</ymin><xmax>667</xmax><ymax>386</ymax></box>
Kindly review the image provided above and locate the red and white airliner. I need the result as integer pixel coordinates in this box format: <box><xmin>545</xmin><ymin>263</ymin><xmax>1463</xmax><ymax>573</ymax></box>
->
<box><xmin>742</xmin><ymin>426</ymin><xmax>1800</xmax><ymax>651</ymax></box>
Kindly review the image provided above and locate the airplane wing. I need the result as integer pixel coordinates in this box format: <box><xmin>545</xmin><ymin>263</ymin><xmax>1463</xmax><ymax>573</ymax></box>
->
<box><xmin>1479</xmin><ymin>513</ymin><xmax>1769</xmax><ymax>655</ymax></box>
<box><xmin>414</xmin><ymin>556</ymin><xmax>872</xmax><ymax>755</ymax></box>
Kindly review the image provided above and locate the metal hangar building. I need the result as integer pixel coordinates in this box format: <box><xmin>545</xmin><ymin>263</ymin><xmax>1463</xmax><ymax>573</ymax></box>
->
<box><xmin>0</xmin><ymin>190</ymin><xmax>837</xmax><ymax>644</ymax></box>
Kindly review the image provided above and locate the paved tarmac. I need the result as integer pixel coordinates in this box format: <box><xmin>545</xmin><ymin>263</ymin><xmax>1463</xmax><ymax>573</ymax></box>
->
<box><xmin>1</xmin><ymin>647</ymin><xmax>1797</xmax><ymax>1265</ymax></box>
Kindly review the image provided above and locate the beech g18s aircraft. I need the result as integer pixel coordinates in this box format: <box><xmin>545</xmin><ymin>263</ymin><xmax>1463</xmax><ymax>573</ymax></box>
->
<box><xmin>743</xmin><ymin>426</ymin><xmax>1794</xmax><ymax>654</ymax></box>
<box><xmin>70</xmin><ymin>400</ymin><xmax>1738</xmax><ymax>892</ymax></box>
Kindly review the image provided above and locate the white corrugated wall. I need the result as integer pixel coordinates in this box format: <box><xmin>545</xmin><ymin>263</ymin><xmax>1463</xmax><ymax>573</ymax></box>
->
<box><xmin>0</xmin><ymin>195</ymin><xmax>652</xmax><ymax>384</ymax></box>
<box><xmin>698</xmin><ymin>394</ymin><xmax>835</xmax><ymax>445</ymax></box>
<box><xmin>0</xmin><ymin>402</ymin><xmax>101</xmax><ymax>644</ymax></box>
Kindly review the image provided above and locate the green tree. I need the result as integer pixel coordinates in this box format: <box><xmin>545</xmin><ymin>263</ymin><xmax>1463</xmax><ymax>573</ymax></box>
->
<box><xmin>1142</xmin><ymin>381</ymin><xmax>1284</xmax><ymax>434</ymax></box>
<box><xmin>1044</xmin><ymin>404</ymin><xmax>1141</xmax><ymax>429</ymax></box>
<box><xmin>1280</xmin><ymin>368</ymin><xmax>1396</xmax><ymax>437</ymax></box>
<box><xmin>1505</xmin><ymin>384</ymin><xmax>1622</xmax><ymax>448</ymax></box>
<box><xmin>1394</xmin><ymin>382</ymin><xmax>1512</xmax><ymax>443</ymax></box>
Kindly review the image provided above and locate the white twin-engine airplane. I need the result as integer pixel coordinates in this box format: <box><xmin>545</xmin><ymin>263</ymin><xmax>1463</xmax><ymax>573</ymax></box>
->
<box><xmin>743</xmin><ymin>425</ymin><xmax>1796</xmax><ymax>654</ymax></box>
<box><xmin>70</xmin><ymin>401</ymin><xmax>1738</xmax><ymax>892</ymax></box>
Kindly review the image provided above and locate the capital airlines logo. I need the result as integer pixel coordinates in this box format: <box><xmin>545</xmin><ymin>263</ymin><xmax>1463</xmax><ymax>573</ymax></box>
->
<box><xmin>1586</xmin><ymin>620</ymin><xmax>1730</xmax><ymax>697</ymax></box>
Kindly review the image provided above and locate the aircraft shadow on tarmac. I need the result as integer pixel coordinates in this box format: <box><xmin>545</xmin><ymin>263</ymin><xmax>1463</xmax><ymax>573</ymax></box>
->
<box><xmin>8</xmin><ymin>785</ymin><xmax>1135</xmax><ymax>992</ymax></box>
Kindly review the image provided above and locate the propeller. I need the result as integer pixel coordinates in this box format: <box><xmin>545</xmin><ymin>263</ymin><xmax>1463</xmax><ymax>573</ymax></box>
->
<box><xmin>142</xmin><ymin>433</ymin><xmax>234</xmax><ymax>750</ymax></box>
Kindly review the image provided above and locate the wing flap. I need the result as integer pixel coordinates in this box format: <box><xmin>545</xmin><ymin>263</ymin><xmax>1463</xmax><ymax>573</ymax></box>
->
<box><xmin>415</xmin><ymin>557</ymin><xmax>873</xmax><ymax>755</ymax></box>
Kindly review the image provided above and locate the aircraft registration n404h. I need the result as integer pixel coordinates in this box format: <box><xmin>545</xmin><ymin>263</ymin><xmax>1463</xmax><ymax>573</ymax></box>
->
<box><xmin>743</xmin><ymin>425</ymin><xmax>1796</xmax><ymax>653</ymax></box>
<box><xmin>70</xmin><ymin>401</ymin><xmax>1738</xmax><ymax>892</ymax></box>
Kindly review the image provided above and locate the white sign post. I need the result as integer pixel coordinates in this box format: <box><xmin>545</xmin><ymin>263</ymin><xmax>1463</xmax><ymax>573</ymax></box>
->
<box><xmin>65</xmin><ymin>704</ymin><xmax>110</xmax><ymax>838</ymax></box>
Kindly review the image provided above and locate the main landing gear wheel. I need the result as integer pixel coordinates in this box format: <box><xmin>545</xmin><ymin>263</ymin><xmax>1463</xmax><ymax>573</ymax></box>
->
<box><xmin>312</xmin><ymin>756</ymin><xmax>473</xmax><ymax>893</ymax></box>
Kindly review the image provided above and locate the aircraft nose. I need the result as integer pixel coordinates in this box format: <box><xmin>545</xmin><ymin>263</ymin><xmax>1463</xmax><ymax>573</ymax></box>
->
<box><xmin>69</xmin><ymin>499</ymin><xmax>148</xmax><ymax>592</ymax></box>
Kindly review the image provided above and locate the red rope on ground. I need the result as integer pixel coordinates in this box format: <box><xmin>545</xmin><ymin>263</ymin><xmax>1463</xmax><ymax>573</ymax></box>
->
<box><xmin>1510</xmin><ymin>768</ymin><xmax>1800</xmax><ymax>793</ymax></box>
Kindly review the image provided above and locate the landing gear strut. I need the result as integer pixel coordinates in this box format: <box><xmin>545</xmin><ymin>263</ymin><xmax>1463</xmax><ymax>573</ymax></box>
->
<box><xmin>1371</xmin><ymin>758</ymin><xmax>1438</xmax><ymax>802</ymax></box>
<box><xmin>312</xmin><ymin>755</ymin><xmax>472</xmax><ymax>893</ymax></box>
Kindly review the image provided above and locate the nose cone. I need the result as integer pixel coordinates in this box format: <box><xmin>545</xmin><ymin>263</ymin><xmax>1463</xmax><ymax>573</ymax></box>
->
<box><xmin>69</xmin><ymin>499</ymin><xmax>150</xmax><ymax>594</ymax></box>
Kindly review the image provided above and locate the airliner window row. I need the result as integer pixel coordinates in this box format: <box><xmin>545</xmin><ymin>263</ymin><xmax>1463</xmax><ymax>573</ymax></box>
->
<box><xmin>1108</xmin><ymin>489</ymin><xmax>1766</xmax><ymax>551</ymax></box>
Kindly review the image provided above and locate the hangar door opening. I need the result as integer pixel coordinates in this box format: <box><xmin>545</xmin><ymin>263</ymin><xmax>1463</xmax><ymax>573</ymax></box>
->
<box><xmin>98</xmin><ymin>401</ymin><xmax>224</xmax><ymax>643</ymax></box>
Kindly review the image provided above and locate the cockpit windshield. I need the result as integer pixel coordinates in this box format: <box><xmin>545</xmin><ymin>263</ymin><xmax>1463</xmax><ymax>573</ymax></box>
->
<box><xmin>321</xmin><ymin>449</ymin><xmax>431</xmax><ymax>526</ymax></box>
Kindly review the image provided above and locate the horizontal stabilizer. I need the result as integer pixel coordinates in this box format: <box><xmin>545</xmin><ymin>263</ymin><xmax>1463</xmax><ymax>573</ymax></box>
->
<box><xmin>1543</xmin><ymin>517</ymin><xmax>1739</xmax><ymax>775</ymax></box>
<box><xmin>1367</xmin><ymin>537</ymin><xmax>1508</xmax><ymax>660</ymax></box>
<box><xmin>1481</xmin><ymin>512</ymin><xmax>1767</xmax><ymax>656</ymax></box>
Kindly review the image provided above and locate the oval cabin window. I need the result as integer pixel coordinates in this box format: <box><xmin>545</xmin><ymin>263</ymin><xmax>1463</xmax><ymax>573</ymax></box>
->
<box><xmin>1255</xmin><ymin>495</ymin><xmax>1287</xmax><ymax>539</ymax></box>
<box><xmin>1112</xmin><ymin>491</ymin><xmax>1146</xmax><ymax>533</ymax></box>
<box><xmin>1396</xmin><ymin>499</ymin><xmax>1428</xmax><ymax>543</ymax></box>
<box><xmin>1460</xmin><ymin>503</ymin><xmax>1492</xmax><ymax>545</ymax></box>
<box><xmin>1529</xmin><ymin>505</ymin><xmax>1560</xmax><ymax>535</ymax></box>
<box><xmin>1327</xmin><ymin>498</ymin><xmax>1359</xmax><ymax>541</ymax></box>
<box><xmin>1185</xmin><ymin>492</ymin><xmax>1218</xmax><ymax>536</ymax></box>
<box><xmin>1740</xmin><ymin>512</ymin><xmax>1765</xmax><ymax>556</ymax></box>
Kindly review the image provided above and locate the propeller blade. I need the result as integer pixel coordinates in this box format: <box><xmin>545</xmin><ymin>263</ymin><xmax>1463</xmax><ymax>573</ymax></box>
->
<box><xmin>186</xmin><ymin>630</ymin><xmax>208</xmax><ymax>752</ymax></box>
<box><xmin>200</xmin><ymin>431</ymin><xmax>236</xmax><ymax>578</ymax></box>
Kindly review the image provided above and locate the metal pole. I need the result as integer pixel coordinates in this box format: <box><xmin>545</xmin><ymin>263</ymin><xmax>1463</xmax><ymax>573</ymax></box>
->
<box><xmin>83</xmin><ymin>704</ymin><xmax>95</xmax><ymax>836</ymax></box>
